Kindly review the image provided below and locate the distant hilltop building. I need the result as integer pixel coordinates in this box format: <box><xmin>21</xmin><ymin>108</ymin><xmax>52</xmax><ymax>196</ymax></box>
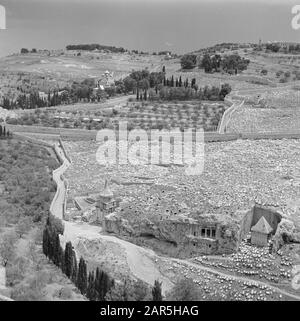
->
<box><xmin>94</xmin><ymin>70</ymin><xmax>114</xmax><ymax>92</ymax></box>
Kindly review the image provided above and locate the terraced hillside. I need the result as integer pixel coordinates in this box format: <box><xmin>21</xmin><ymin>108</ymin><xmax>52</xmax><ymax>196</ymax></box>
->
<box><xmin>7</xmin><ymin>100</ymin><xmax>226</xmax><ymax>132</ymax></box>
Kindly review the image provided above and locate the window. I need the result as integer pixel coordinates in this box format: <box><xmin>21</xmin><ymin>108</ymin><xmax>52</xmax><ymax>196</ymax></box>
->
<box><xmin>201</xmin><ymin>229</ymin><xmax>205</xmax><ymax>237</ymax></box>
<box><xmin>207</xmin><ymin>229</ymin><xmax>211</xmax><ymax>237</ymax></box>
<box><xmin>212</xmin><ymin>229</ymin><xmax>216</xmax><ymax>238</ymax></box>
<box><xmin>193</xmin><ymin>231</ymin><xmax>197</xmax><ymax>236</ymax></box>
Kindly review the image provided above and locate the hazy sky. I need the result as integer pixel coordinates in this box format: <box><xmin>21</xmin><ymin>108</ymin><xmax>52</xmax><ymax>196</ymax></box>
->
<box><xmin>0</xmin><ymin>0</ymin><xmax>299</xmax><ymax>57</ymax></box>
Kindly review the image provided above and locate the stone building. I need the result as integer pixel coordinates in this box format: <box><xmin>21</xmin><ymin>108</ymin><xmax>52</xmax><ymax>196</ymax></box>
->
<box><xmin>251</xmin><ymin>216</ymin><xmax>273</xmax><ymax>247</ymax></box>
<box><xmin>96</xmin><ymin>180</ymin><xmax>117</xmax><ymax>226</ymax></box>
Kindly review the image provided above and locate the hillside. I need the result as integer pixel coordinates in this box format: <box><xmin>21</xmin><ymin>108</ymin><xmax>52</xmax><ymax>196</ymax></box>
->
<box><xmin>0</xmin><ymin>51</ymin><xmax>165</xmax><ymax>100</ymax></box>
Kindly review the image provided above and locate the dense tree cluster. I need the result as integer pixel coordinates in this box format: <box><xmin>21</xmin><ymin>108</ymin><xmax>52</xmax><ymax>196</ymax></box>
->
<box><xmin>180</xmin><ymin>54</ymin><xmax>197</xmax><ymax>69</ymax></box>
<box><xmin>66</xmin><ymin>44</ymin><xmax>126</xmax><ymax>53</ymax></box>
<box><xmin>162</xmin><ymin>75</ymin><xmax>196</xmax><ymax>89</ymax></box>
<box><xmin>265</xmin><ymin>43</ymin><xmax>300</xmax><ymax>54</ymax></box>
<box><xmin>265</xmin><ymin>43</ymin><xmax>281</xmax><ymax>53</ymax></box>
<box><xmin>200</xmin><ymin>54</ymin><xmax>250</xmax><ymax>74</ymax></box>
<box><xmin>20</xmin><ymin>48</ymin><xmax>29</xmax><ymax>54</ymax></box>
<box><xmin>2</xmin><ymin>91</ymin><xmax>70</xmax><ymax>110</ymax></box>
<box><xmin>120</xmin><ymin>69</ymin><xmax>165</xmax><ymax>100</ymax></box>
<box><xmin>149</xmin><ymin>83</ymin><xmax>232</xmax><ymax>101</ymax></box>
<box><xmin>0</xmin><ymin>124</ymin><xmax>11</xmax><ymax>138</ymax></box>
<box><xmin>180</xmin><ymin>52</ymin><xmax>249</xmax><ymax>73</ymax></box>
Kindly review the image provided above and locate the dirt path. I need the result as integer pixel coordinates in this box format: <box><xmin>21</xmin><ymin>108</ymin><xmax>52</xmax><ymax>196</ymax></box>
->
<box><xmin>62</xmin><ymin>222</ymin><xmax>173</xmax><ymax>293</ymax></box>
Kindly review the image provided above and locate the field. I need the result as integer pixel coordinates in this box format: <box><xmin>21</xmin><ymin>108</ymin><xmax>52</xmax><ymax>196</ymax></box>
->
<box><xmin>9</xmin><ymin>100</ymin><xmax>225</xmax><ymax>132</ymax></box>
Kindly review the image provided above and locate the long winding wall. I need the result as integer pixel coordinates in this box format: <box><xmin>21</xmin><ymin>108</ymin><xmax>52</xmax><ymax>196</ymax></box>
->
<box><xmin>13</xmin><ymin>133</ymin><xmax>70</xmax><ymax>221</ymax></box>
<box><xmin>217</xmin><ymin>97</ymin><xmax>244</xmax><ymax>134</ymax></box>
<box><xmin>50</xmin><ymin>141</ymin><xmax>71</xmax><ymax>220</ymax></box>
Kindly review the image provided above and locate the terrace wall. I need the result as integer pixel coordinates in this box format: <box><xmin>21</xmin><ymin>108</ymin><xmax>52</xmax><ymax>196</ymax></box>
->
<box><xmin>10</xmin><ymin>124</ymin><xmax>300</xmax><ymax>143</ymax></box>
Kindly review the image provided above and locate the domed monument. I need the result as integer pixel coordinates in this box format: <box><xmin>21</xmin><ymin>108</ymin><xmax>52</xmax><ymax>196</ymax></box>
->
<box><xmin>96</xmin><ymin>179</ymin><xmax>117</xmax><ymax>226</ymax></box>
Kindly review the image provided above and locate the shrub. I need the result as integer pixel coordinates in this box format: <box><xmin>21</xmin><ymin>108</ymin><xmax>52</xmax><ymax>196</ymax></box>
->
<box><xmin>261</xmin><ymin>69</ymin><xmax>268</xmax><ymax>76</ymax></box>
<box><xmin>166</xmin><ymin>278</ymin><xmax>201</xmax><ymax>301</ymax></box>
<box><xmin>180</xmin><ymin>54</ymin><xmax>197</xmax><ymax>69</ymax></box>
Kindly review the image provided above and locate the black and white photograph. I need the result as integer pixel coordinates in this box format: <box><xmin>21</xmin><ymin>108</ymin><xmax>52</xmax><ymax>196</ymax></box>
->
<box><xmin>0</xmin><ymin>0</ymin><xmax>300</xmax><ymax>314</ymax></box>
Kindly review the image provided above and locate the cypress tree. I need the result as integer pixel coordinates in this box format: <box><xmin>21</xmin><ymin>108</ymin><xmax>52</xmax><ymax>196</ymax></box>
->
<box><xmin>77</xmin><ymin>257</ymin><xmax>88</xmax><ymax>295</ymax></box>
<box><xmin>71</xmin><ymin>250</ymin><xmax>78</xmax><ymax>284</ymax></box>
<box><xmin>53</xmin><ymin>234</ymin><xmax>61</xmax><ymax>266</ymax></box>
<box><xmin>48</xmin><ymin>228</ymin><xmax>55</xmax><ymax>261</ymax></box>
<box><xmin>94</xmin><ymin>267</ymin><xmax>101</xmax><ymax>300</ymax></box>
<box><xmin>64</xmin><ymin>241</ymin><xmax>73</xmax><ymax>278</ymax></box>
<box><xmin>171</xmin><ymin>75</ymin><xmax>174</xmax><ymax>87</ymax></box>
<box><xmin>87</xmin><ymin>271</ymin><xmax>97</xmax><ymax>301</ymax></box>
<box><xmin>60</xmin><ymin>246</ymin><xmax>65</xmax><ymax>273</ymax></box>
<box><xmin>152</xmin><ymin>280</ymin><xmax>163</xmax><ymax>301</ymax></box>
<box><xmin>42</xmin><ymin>227</ymin><xmax>49</xmax><ymax>258</ymax></box>
<box><xmin>179</xmin><ymin>76</ymin><xmax>182</xmax><ymax>87</ymax></box>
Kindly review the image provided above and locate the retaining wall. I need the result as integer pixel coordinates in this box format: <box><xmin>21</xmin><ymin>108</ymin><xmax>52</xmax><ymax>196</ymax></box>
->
<box><xmin>13</xmin><ymin>132</ymin><xmax>70</xmax><ymax>221</ymax></box>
